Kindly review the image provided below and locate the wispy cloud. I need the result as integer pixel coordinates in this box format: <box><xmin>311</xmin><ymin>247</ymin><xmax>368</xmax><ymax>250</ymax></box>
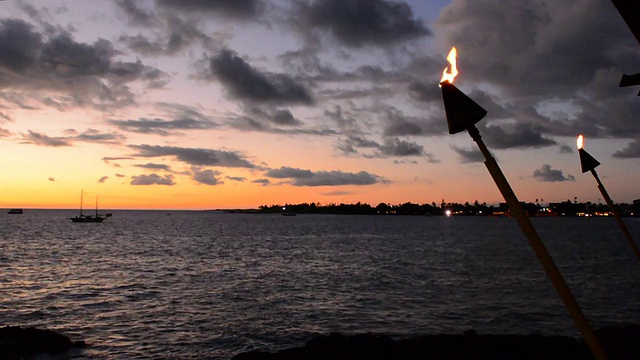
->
<box><xmin>265</xmin><ymin>166</ymin><xmax>385</xmax><ymax>186</ymax></box>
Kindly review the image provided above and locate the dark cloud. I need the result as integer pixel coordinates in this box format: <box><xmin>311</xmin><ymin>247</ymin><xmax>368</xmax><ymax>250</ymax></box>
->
<box><xmin>265</xmin><ymin>166</ymin><xmax>383</xmax><ymax>186</ymax></box>
<box><xmin>272</xmin><ymin>109</ymin><xmax>301</xmax><ymax>126</ymax></box>
<box><xmin>74</xmin><ymin>129</ymin><xmax>126</xmax><ymax>144</ymax></box>
<box><xmin>481</xmin><ymin>123</ymin><xmax>557</xmax><ymax>150</ymax></box>
<box><xmin>208</xmin><ymin>49</ymin><xmax>314</xmax><ymax>105</ymax></box>
<box><xmin>533</xmin><ymin>164</ymin><xmax>575</xmax><ymax>182</ymax></box>
<box><xmin>336</xmin><ymin>135</ymin><xmax>380</xmax><ymax>155</ymax></box>
<box><xmin>381</xmin><ymin>106</ymin><xmax>447</xmax><ymax>137</ymax></box>
<box><xmin>0</xmin><ymin>19</ymin><xmax>42</xmax><ymax>72</ymax></box>
<box><xmin>558</xmin><ymin>145</ymin><xmax>574</xmax><ymax>154</ymax></box>
<box><xmin>21</xmin><ymin>130</ymin><xmax>70</xmax><ymax>147</ymax></box>
<box><xmin>451</xmin><ymin>145</ymin><xmax>484</xmax><ymax>163</ymax></box>
<box><xmin>192</xmin><ymin>169</ymin><xmax>223</xmax><ymax>185</ymax></box>
<box><xmin>0</xmin><ymin>19</ymin><xmax>168</xmax><ymax>111</ymax></box>
<box><xmin>378</xmin><ymin>137</ymin><xmax>425</xmax><ymax>157</ymax></box>
<box><xmin>115</xmin><ymin>173</ymin><xmax>125</xmax><ymax>178</ymax></box>
<box><xmin>227</xmin><ymin>176</ymin><xmax>247</xmax><ymax>182</ymax></box>
<box><xmin>131</xmin><ymin>173</ymin><xmax>175</xmax><ymax>185</ymax></box>
<box><xmin>435</xmin><ymin>0</ymin><xmax>640</xmax><ymax>146</ymax></box>
<box><xmin>156</xmin><ymin>0</ymin><xmax>264</xmax><ymax>19</ymax></box>
<box><xmin>246</xmin><ymin>106</ymin><xmax>304</xmax><ymax>126</ymax></box>
<box><xmin>252</xmin><ymin>178</ymin><xmax>270</xmax><ymax>186</ymax></box>
<box><xmin>128</xmin><ymin>144</ymin><xmax>256</xmax><ymax>168</ymax></box>
<box><xmin>118</xmin><ymin>14</ymin><xmax>222</xmax><ymax>56</ymax></box>
<box><xmin>115</xmin><ymin>0</ymin><xmax>156</xmax><ymax>27</ymax></box>
<box><xmin>109</xmin><ymin>117</ymin><xmax>217</xmax><ymax>135</ymax></box>
<box><xmin>98</xmin><ymin>176</ymin><xmax>109</xmax><ymax>183</ymax></box>
<box><xmin>134</xmin><ymin>163</ymin><xmax>172</xmax><ymax>171</ymax></box>
<box><xmin>613</xmin><ymin>138</ymin><xmax>640</xmax><ymax>158</ymax></box>
<box><xmin>408</xmin><ymin>80</ymin><xmax>441</xmax><ymax>103</ymax></box>
<box><xmin>295</xmin><ymin>0</ymin><xmax>430</xmax><ymax>48</ymax></box>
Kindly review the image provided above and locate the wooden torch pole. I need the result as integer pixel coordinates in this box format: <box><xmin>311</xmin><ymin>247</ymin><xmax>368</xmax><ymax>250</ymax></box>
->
<box><xmin>468</xmin><ymin>125</ymin><xmax>608</xmax><ymax>360</ymax></box>
<box><xmin>590</xmin><ymin>169</ymin><xmax>640</xmax><ymax>260</ymax></box>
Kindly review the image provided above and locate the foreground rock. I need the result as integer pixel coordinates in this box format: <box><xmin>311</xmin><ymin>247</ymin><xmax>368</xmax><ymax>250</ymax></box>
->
<box><xmin>233</xmin><ymin>325</ymin><xmax>640</xmax><ymax>360</ymax></box>
<box><xmin>0</xmin><ymin>326</ymin><xmax>85</xmax><ymax>359</ymax></box>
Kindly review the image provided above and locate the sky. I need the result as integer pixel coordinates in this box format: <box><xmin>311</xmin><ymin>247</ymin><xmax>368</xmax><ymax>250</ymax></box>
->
<box><xmin>1</xmin><ymin>0</ymin><xmax>639</xmax><ymax>210</ymax></box>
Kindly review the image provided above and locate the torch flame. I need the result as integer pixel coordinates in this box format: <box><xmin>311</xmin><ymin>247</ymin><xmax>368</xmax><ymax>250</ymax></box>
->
<box><xmin>440</xmin><ymin>47</ymin><xmax>459</xmax><ymax>86</ymax></box>
<box><xmin>577</xmin><ymin>135</ymin><xmax>584</xmax><ymax>150</ymax></box>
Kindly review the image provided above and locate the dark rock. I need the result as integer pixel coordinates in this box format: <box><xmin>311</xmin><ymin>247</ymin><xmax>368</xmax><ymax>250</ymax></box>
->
<box><xmin>233</xmin><ymin>325</ymin><xmax>640</xmax><ymax>360</ymax></box>
<box><xmin>0</xmin><ymin>326</ymin><xmax>83</xmax><ymax>359</ymax></box>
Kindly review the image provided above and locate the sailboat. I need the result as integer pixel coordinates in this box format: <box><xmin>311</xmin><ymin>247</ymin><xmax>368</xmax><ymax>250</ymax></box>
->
<box><xmin>70</xmin><ymin>190</ymin><xmax>107</xmax><ymax>223</ymax></box>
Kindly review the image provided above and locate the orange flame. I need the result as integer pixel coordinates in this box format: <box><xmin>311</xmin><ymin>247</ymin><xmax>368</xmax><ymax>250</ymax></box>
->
<box><xmin>577</xmin><ymin>135</ymin><xmax>584</xmax><ymax>149</ymax></box>
<box><xmin>440</xmin><ymin>47</ymin><xmax>458</xmax><ymax>85</ymax></box>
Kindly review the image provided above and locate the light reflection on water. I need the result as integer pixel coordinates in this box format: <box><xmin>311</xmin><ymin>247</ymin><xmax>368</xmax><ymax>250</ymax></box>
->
<box><xmin>1</xmin><ymin>210</ymin><xmax>639</xmax><ymax>359</ymax></box>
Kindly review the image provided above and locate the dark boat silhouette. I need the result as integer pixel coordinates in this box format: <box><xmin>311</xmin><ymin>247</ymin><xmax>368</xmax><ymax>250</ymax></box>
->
<box><xmin>8</xmin><ymin>209</ymin><xmax>23</xmax><ymax>214</ymax></box>
<box><xmin>69</xmin><ymin>190</ymin><xmax>106</xmax><ymax>223</ymax></box>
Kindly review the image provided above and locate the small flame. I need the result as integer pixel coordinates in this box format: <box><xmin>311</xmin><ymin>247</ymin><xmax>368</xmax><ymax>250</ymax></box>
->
<box><xmin>440</xmin><ymin>47</ymin><xmax>459</xmax><ymax>86</ymax></box>
<box><xmin>577</xmin><ymin>135</ymin><xmax>584</xmax><ymax>150</ymax></box>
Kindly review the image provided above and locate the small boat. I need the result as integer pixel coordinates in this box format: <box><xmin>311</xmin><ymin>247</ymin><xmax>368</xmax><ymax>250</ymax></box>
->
<box><xmin>8</xmin><ymin>209</ymin><xmax>23</xmax><ymax>214</ymax></box>
<box><xmin>70</xmin><ymin>190</ymin><xmax>106</xmax><ymax>223</ymax></box>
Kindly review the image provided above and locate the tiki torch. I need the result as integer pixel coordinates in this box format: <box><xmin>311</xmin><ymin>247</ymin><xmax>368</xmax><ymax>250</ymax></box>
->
<box><xmin>577</xmin><ymin>135</ymin><xmax>640</xmax><ymax>260</ymax></box>
<box><xmin>440</xmin><ymin>48</ymin><xmax>607</xmax><ymax>360</ymax></box>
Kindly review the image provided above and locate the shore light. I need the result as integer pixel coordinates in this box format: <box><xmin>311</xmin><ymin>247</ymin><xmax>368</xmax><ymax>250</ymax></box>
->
<box><xmin>439</xmin><ymin>47</ymin><xmax>607</xmax><ymax>360</ymax></box>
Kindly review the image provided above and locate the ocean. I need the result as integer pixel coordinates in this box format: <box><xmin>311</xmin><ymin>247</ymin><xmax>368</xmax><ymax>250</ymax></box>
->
<box><xmin>1</xmin><ymin>210</ymin><xmax>639</xmax><ymax>359</ymax></box>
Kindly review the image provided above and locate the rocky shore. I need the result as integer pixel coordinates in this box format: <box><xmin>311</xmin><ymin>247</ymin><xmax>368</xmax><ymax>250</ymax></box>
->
<box><xmin>0</xmin><ymin>326</ymin><xmax>85</xmax><ymax>360</ymax></box>
<box><xmin>233</xmin><ymin>325</ymin><xmax>640</xmax><ymax>360</ymax></box>
<box><xmin>2</xmin><ymin>325</ymin><xmax>638</xmax><ymax>359</ymax></box>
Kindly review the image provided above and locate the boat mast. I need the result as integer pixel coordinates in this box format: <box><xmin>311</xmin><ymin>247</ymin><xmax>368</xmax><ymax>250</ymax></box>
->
<box><xmin>80</xmin><ymin>189</ymin><xmax>84</xmax><ymax>216</ymax></box>
<box><xmin>95</xmin><ymin>195</ymin><xmax>99</xmax><ymax>216</ymax></box>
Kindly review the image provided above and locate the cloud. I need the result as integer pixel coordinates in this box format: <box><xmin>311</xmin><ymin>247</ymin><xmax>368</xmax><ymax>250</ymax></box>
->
<box><xmin>74</xmin><ymin>129</ymin><xmax>126</xmax><ymax>144</ymax></box>
<box><xmin>128</xmin><ymin>144</ymin><xmax>256</xmax><ymax>168</ymax></box>
<box><xmin>48</xmin><ymin>177</ymin><xmax>56</xmax><ymax>182</ymax></box>
<box><xmin>613</xmin><ymin>138</ymin><xmax>640</xmax><ymax>158</ymax></box>
<box><xmin>115</xmin><ymin>173</ymin><xmax>125</xmax><ymax>178</ymax></box>
<box><xmin>533</xmin><ymin>164</ymin><xmax>575</xmax><ymax>182</ymax></box>
<box><xmin>131</xmin><ymin>173</ymin><xmax>175</xmax><ymax>185</ymax></box>
<box><xmin>207</xmin><ymin>49</ymin><xmax>314</xmax><ymax>105</ymax></box>
<box><xmin>252</xmin><ymin>178</ymin><xmax>270</xmax><ymax>186</ymax></box>
<box><xmin>558</xmin><ymin>145</ymin><xmax>574</xmax><ymax>154</ymax></box>
<box><xmin>377</xmin><ymin>137</ymin><xmax>426</xmax><ymax>157</ymax></box>
<box><xmin>435</xmin><ymin>0</ymin><xmax>640</xmax><ymax>151</ymax></box>
<box><xmin>0</xmin><ymin>18</ymin><xmax>168</xmax><ymax>112</ymax></box>
<box><xmin>480</xmin><ymin>123</ymin><xmax>557</xmax><ymax>150</ymax></box>
<box><xmin>294</xmin><ymin>0</ymin><xmax>430</xmax><ymax>48</ymax></box>
<box><xmin>155</xmin><ymin>0</ymin><xmax>264</xmax><ymax>19</ymax></box>
<box><xmin>227</xmin><ymin>176</ymin><xmax>247</xmax><ymax>182</ymax></box>
<box><xmin>192</xmin><ymin>168</ymin><xmax>223</xmax><ymax>185</ymax></box>
<box><xmin>451</xmin><ymin>145</ymin><xmax>484</xmax><ymax>163</ymax></box>
<box><xmin>21</xmin><ymin>130</ymin><xmax>70</xmax><ymax>147</ymax></box>
<box><xmin>98</xmin><ymin>176</ymin><xmax>109</xmax><ymax>183</ymax></box>
<box><xmin>109</xmin><ymin>117</ymin><xmax>217</xmax><ymax>135</ymax></box>
<box><xmin>134</xmin><ymin>163</ymin><xmax>172</xmax><ymax>171</ymax></box>
<box><xmin>116</xmin><ymin>5</ymin><xmax>223</xmax><ymax>56</ymax></box>
<box><xmin>265</xmin><ymin>166</ymin><xmax>384</xmax><ymax>186</ymax></box>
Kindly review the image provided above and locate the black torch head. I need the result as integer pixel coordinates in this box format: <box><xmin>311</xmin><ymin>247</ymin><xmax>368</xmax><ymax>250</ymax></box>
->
<box><xmin>578</xmin><ymin>148</ymin><xmax>601</xmax><ymax>173</ymax></box>
<box><xmin>441</xmin><ymin>81</ymin><xmax>487</xmax><ymax>134</ymax></box>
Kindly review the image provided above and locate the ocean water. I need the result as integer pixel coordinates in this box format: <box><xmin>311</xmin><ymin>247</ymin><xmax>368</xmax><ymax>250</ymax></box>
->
<box><xmin>1</xmin><ymin>210</ymin><xmax>639</xmax><ymax>359</ymax></box>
